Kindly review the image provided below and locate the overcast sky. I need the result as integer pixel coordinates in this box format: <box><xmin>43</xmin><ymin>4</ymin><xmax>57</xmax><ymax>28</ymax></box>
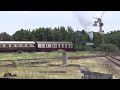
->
<box><xmin>0</xmin><ymin>11</ymin><xmax>120</xmax><ymax>35</ymax></box>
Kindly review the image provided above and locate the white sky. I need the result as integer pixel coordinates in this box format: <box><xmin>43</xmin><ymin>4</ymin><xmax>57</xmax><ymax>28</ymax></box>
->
<box><xmin>0</xmin><ymin>11</ymin><xmax>119</xmax><ymax>35</ymax></box>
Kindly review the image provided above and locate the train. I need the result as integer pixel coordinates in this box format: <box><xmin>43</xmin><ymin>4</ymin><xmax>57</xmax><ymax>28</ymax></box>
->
<box><xmin>0</xmin><ymin>41</ymin><xmax>94</xmax><ymax>52</ymax></box>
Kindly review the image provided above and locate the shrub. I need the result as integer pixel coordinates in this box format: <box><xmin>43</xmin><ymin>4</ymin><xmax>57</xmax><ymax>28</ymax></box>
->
<box><xmin>76</xmin><ymin>51</ymin><xmax>79</xmax><ymax>55</ymax></box>
<box><xmin>17</xmin><ymin>50</ymin><xmax>24</xmax><ymax>53</ymax></box>
<box><xmin>84</xmin><ymin>46</ymin><xmax>95</xmax><ymax>52</ymax></box>
<box><xmin>12</xmin><ymin>60</ymin><xmax>19</xmax><ymax>67</ymax></box>
<box><xmin>0</xmin><ymin>62</ymin><xmax>2</xmax><ymax>67</ymax></box>
<box><xmin>57</xmin><ymin>49</ymin><xmax>65</xmax><ymax>53</ymax></box>
<box><xmin>96</xmin><ymin>43</ymin><xmax>119</xmax><ymax>53</ymax></box>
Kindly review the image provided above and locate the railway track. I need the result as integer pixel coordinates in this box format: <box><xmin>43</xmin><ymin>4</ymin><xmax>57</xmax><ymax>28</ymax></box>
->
<box><xmin>105</xmin><ymin>56</ymin><xmax>120</xmax><ymax>67</ymax></box>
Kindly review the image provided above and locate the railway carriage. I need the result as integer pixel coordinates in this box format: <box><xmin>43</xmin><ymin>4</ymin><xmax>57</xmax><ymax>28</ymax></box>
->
<box><xmin>0</xmin><ymin>41</ymin><xmax>93</xmax><ymax>52</ymax></box>
<box><xmin>36</xmin><ymin>41</ymin><xmax>73</xmax><ymax>52</ymax></box>
<box><xmin>0</xmin><ymin>41</ymin><xmax>36</xmax><ymax>52</ymax></box>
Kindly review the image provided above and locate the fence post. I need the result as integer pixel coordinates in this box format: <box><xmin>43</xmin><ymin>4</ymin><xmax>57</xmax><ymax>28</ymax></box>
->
<box><xmin>62</xmin><ymin>51</ymin><xmax>68</xmax><ymax>66</ymax></box>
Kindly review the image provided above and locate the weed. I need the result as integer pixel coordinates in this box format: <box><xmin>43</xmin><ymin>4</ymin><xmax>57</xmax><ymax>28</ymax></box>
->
<box><xmin>0</xmin><ymin>62</ymin><xmax>2</xmax><ymax>67</ymax></box>
<box><xmin>12</xmin><ymin>60</ymin><xmax>19</xmax><ymax>67</ymax></box>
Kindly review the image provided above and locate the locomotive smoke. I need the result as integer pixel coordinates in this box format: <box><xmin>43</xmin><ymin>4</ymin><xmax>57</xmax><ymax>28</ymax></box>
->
<box><xmin>73</xmin><ymin>11</ymin><xmax>93</xmax><ymax>30</ymax></box>
<box><xmin>74</xmin><ymin>13</ymin><xmax>93</xmax><ymax>40</ymax></box>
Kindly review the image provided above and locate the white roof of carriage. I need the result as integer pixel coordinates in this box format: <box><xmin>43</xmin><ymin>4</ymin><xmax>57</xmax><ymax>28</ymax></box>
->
<box><xmin>0</xmin><ymin>41</ymin><xmax>73</xmax><ymax>44</ymax></box>
<box><xmin>36</xmin><ymin>41</ymin><xmax>73</xmax><ymax>44</ymax></box>
<box><xmin>0</xmin><ymin>41</ymin><xmax>35</xmax><ymax>44</ymax></box>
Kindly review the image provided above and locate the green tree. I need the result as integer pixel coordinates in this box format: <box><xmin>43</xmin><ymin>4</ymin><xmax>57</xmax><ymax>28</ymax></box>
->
<box><xmin>12</xmin><ymin>29</ymin><xmax>31</xmax><ymax>41</ymax></box>
<box><xmin>81</xmin><ymin>30</ymin><xmax>90</xmax><ymax>42</ymax></box>
<box><xmin>67</xmin><ymin>26</ymin><xmax>74</xmax><ymax>42</ymax></box>
<box><xmin>0</xmin><ymin>32</ymin><xmax>11</xmax><ymax>41</ymax></box>
<box><xmin>93</xmin><ymin>32</ymin><xmax>102</xmax><ymax>47</ymax></box>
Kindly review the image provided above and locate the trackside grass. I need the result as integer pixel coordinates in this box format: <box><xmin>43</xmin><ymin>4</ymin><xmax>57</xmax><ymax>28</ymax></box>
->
<box><xmin>0</xmin><ymin>51</ymin><xmax>96</xmax><ymax>60</ymax></box>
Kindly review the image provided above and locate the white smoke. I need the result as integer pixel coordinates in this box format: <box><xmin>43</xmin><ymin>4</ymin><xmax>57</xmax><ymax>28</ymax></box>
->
<box><xmin>87</xmin><ymin>31</ymin><xmax>94</xmax><ymax>41</ymax></box>
<box><xmin>73</xmin><ymin>11</ymin><xmax>104</xmax><ymax>40</ymax></box>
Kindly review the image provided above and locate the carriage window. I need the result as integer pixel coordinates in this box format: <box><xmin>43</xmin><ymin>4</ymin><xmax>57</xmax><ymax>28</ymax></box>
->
<box><xmin>60</xmin><ymin>44</ymin><xmax>62</xmax><ymax>48</ymax></box>
<box><xmin>27</xmin><ymin>44</ymin><xmax>30</xmax><ymax>47</ymax></box>
<box><xmin>70</xmin><ymin>44</ymin><xmax>73</xmax><ymax>48</ymax></box>
<box><xmin>21</xmin><ymin>44</ymin><xmax>25</xmax><ymax>47</ymax></box>
<box><xmin>67</xmin><ymin>44</ymin><xmax>69</xmax><ymax>48</ymax></box>
<box><xmin>54</xmin><ymin>44</ymin><xmax>56</xmax><ymax>47</ymax></box>
<box><xmin>0</xmin><ymin>44</ymin><xmax>3</xmax><ymax>47</ymax></box>
<box><xmin>69</xmin><ymin>44</ymin><xmax>71</xmax><ymax>48</ymax></box>
<box><xmin>57</xmin><ymin>44</ymin><xmax>59</xmax><ymax>48</ymax></box>
<box><xmin>16</xmin><ymin>44</ymin><xmax>20</xmax><ymax>47</ymax></box>
<box><xmin>5</xmin><ymin>44</ymin><xmax>9</xmax><ymax>47</ymax></box>
<box><xmin>64</xmin><ymin>44</ymin><xmax>66</xmax><ymax>48</ymax></box>
<box><xmin>11</xmin><ymin>44</ymin><xmax>14</xmax><ymax>47</ymax></box>
<box><xmin>45</xmin><ymin>44</ymin><xmax>46</xmax><ymax>47</ymax></box>
<box><xmin>52</xmin><ymin>44</ymin><xmax>54</xmax><ymax>47</ymax></box>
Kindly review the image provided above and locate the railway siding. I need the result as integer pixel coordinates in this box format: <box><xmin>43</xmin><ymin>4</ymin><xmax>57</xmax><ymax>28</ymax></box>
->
<box><xmin>105</xmin><ymin>56</ymin><xmax>120</xmax><ymax>67</ymax></box>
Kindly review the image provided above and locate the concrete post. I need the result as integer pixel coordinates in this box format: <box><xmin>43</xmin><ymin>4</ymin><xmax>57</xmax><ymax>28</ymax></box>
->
<box><xmin>62</xmin><ymin>51</ymin><xmax>68</xmax><ymax>66</ymax></box>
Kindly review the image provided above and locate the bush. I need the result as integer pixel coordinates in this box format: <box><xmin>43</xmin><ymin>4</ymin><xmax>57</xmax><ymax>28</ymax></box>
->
<box><xmin>76</xmin><ymin>51</ymin><xmax>79</xmax><ymax>55</ymax></box>
<box><xmin>57</xmin><ymin>49</ymin><xmax>65</xmax><ymax>53</ymax></box>
<box><xmin>84</xmin><ymin>46</ymin><xmax>95</xmax><ymax>52</ymax></box>
<box><xmin>12</xmin><ymin>60</ymin><xmax>19</xmax><ymax>67</ymax></box>
<box><xmin>96</xmin><ymin>43</ymin><xmax>119</xmax><ymax>53</ymax></box>
<box><xmin>74</xmin><ymin>43</ymin><xmax>84</xmax><ymax>51</ymax></box>
<box><xmin>17</xmin><ymin>50</ymin><xmax>24</xmax><ymax>53</ymax></box>
<box><xmin>0</xmin><ymin>62</ymin><xmax>2</xmax><ymax>67</ymax></box>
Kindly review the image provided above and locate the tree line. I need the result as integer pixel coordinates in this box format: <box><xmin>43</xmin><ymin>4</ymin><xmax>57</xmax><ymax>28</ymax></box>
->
<box><xmin>0</xmin><ymin>26</ymin><xmax>120</xmax><ymax>49</ymax></box>
<box><xmin>0</xmin><ymin>26</ymin><xmax>91</xmax><ymax>42</ymax></box>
